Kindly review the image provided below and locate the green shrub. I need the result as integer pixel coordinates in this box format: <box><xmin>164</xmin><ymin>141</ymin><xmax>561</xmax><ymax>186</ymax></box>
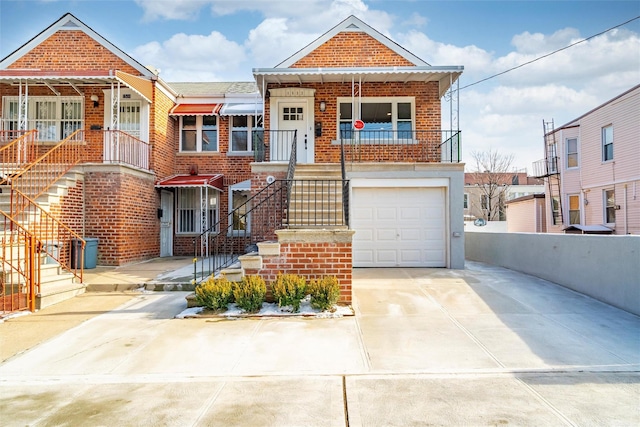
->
<box><xmin>194</xmin><ymin>277</ymin><xmax>233</xmax><ymax>311</ymax></box>
<box><xmin>308</xmin><ymin>276</ymin><xmax>340</xmax><ymax>311</ymax></box>
<box><xmin>233</xmin><ymin>275</ymin><xmax>266</xmax><ymax>313</ymax></box>
<box><xmin>272</xmin><ymin>273</ymin><xmax>307</xmax><ymax>312</ymax></box>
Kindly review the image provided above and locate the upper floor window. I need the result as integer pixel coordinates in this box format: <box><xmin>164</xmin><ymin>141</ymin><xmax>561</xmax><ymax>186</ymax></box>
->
<box><xmin>568</xmin><ymin>194</ymin><xmax>580</xmax><ymax>224</ymax></box>
<box><xmin>602</xmin><ymin>125</ymin><xmax>613</xmax><ymax>161</ymax></box>
<box><xmin>2</xmin><ymin>96</ymin><xmax>83</xmax><ymax>141</ymax></box>
<box><xmin>230</xmin><ymin>115</ymin><xmax>263</xmax><ymax>152</ymax></box>
<box><xmin>180</xmin><ymin>115</ymin><xmax>218</xmax><ymax>152</ymax></box>
<box><xmin>566</xmin><ymin>138</ymin><xmax>578</xmax><ymax>168</ymax></box>
<box><xmin>463</xmin><ymin>193</ymin><xmax>469</xmax><ymax>209</ymax></box>
<box><xmin>338</xmin><ymin>97</ymin><xmax>414</xmax><ymax>140</ymax></box>
<box><xmin>604</xmin><ymin>189</ymin><xmax>615</xmax><ymax>224</ymax></box>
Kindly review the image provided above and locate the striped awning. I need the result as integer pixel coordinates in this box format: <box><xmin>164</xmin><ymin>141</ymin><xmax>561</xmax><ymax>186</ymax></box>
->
<box><xmin>155</xmin><ymin>174</ymin><xmax>224</xmax><ymax>191</ymax></box>
<box><xmin>169</xmin><ymin>104</ymin><xmax>222</xmax><ymax>116</ymax></box>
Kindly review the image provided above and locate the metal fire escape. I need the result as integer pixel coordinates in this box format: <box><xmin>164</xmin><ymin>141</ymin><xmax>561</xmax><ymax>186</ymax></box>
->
<box><xmin>532</xmin><ymin>119</ymin><xmax>563</xmax><ymax>225</ymax></box>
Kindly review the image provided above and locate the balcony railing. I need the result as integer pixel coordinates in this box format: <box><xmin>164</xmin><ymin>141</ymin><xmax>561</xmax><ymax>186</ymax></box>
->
<box><xmin>531</xmin><ymin>157</ymin><xmax>558</xmax><ymax>178</ymax></box>
<box><xmin>340</xmin><ymin>130</ymin><xmax>461</xmax><ymax>163</ymax></box>
<box><xmin>252</xmin><ymin>130</ymin><xmax>297</xmax><ymax>162</ymax></box>
<box><xmin>102</xmin><ymin>130</ymin><xmax>150</xmax><ymax>170</ymax></box>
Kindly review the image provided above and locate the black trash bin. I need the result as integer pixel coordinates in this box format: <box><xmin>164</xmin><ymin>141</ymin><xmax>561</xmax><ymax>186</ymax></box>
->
<box><xmin>71</xmin><ymin>238</ymin><xmax>99</xmax><ymax>269</ymax></box>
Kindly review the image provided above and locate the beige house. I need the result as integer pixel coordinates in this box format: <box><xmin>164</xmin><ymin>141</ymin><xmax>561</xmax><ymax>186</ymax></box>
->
<box><xmin>464</xmin><ymin>172</ymin><xmax>543</xmax><ymax>221</ymax></box>
<box><xmin>505</xmin><ymin>194</ymin><xmax>546</xmax><ymax>232</ymax></box>
<box><xmin>532</xmin><ymin>85</ymin><xmax>640</xmax><ymax>234</ymax></box>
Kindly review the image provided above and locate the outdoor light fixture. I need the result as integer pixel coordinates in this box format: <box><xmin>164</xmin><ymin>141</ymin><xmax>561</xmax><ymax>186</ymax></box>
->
<box><xmin>90</xmin><ymin>94</ymin><xmax>99</xmax><ymax>107</ymax></box>
<box><xmin>319</xmin><ymin>100</ymin><xmax>326</xmax><ymax>112</ymax></box>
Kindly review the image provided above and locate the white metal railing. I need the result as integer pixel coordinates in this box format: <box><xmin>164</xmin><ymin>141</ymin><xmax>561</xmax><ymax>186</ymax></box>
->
<box><xmin>103</xmin><ymin>130</ymin><xmax>150</xmax><ymax>170</ymax></box>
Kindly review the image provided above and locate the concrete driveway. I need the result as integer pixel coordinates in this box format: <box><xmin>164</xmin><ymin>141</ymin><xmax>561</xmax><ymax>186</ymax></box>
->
<box><xmin>0</xmin><ymin>261</ymin><xmax>638</xmax><ymax>426</ymax></box>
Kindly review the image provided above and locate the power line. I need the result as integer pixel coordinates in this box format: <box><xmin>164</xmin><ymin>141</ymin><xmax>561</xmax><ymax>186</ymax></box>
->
<box><xmin>458</xmin><ymin>15</ymin><xmax>640</xmax><ymax>91</ymax></box>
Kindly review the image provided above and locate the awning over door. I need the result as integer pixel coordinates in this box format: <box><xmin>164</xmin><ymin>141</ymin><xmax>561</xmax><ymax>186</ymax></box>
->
<box><xmin>155</xmin><ymin>174</ymin><xmax>224</xmax><ymax>191</ymax></box>
<box><xmin>169</xmin><ymin>104</ymin><xmax>222</xmax><ymax>116</ymax></box>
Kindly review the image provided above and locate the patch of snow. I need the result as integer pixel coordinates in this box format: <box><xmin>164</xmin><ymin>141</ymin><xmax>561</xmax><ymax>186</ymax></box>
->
<box><xmin>0</xmin><ymin>310</ymin><xmax>31</xmax><ymax>323</ymax></box>
<box><xmin>174</xmin><ymin>306</ymin><xmax>203</xmax><ymax>319</ymax></box>
<box><xmin>174</xmin><ymin>299</ymin><xmax>353</xmax><ymax>319</ymax></box>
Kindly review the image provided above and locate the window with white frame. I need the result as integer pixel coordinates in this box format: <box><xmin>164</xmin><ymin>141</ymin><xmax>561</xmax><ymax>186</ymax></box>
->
<box><xmin>551</xmin><ymin>196</ymin><xmax>561</xmax><ymax>225</ymax></box>
<box><xmin>566</xmin><ymin>138</ymin><xmax>578</xmax><ymax>168</ymax></box>
<box><xmin>2</xmin><ymin>96</ymin><xmax>83</xmax><ymax>140</ymax></box>
<box><xmin>604</xmin><ymin>189</ymin><xmax>615</xmax><ymax>224</ymax></box>
<box><xmin>176</xmin><ymin>188</ymin><xmax>218</xmax><ymax>234</ymax></box>
<box><xmin>602</xmin><ymin>125</ymin><xmax>613</xmax><ymax>161</ymax></box>
<box><xmin>230</xmin><ymin>115</ymin><xmax>263</xmax><ymax>152</ymax></box>
<box><xmin>180</xmin><ymin>115</ymin><xmax>218</xmax><ymax>152</ymax></box>
<box><xmin>338</xmin><ymin>97</ymin><xmax>414</xmax><ymax>139</ymax></box>
<box><xmin>568</xmin><ymin>194</ymin><xmax>580</xmax><ymax>224</ymax></box>
<box><xmin>463</xmin><ymin>193</ymin><xmax>469</xmax><ymax>209</ymax></box>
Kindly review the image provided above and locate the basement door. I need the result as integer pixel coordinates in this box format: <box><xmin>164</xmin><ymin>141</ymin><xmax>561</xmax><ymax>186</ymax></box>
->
<box><xmin>352</xmin><ymin>187</ymin><xmax>446</xmax><ymax>267</ymax></box>
<box><xmin>160</xmin><ymin>190</ymin><xmax>173</xmax><ymax>257</ymax></box>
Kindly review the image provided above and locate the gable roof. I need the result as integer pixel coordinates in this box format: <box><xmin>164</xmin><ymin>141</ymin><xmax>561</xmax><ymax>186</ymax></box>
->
<box><xmin>276</xmin><ymin>15</ymin><xmax>429</xmax><ymax>68</ymax></box>
<box><xmin>0</xmin><ymin>13</ymin><xmax>154</xmax><ymax>78</ymax></box>
<box><xmin>551</xmin><ymin>84</ymin><xmax>640</xmax><ymax>135</ymax></box>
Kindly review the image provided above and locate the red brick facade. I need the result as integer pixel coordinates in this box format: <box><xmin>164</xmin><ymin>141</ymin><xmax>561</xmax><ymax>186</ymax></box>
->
<box><xmin>8</xmin><ymin>31</ymin><xmax>141</xmax><ymax>75</ymax></box>
<box><xmin>291</xmin><ymin>32</ymin><xmax>414</xmax><ymax>68</ymax></box>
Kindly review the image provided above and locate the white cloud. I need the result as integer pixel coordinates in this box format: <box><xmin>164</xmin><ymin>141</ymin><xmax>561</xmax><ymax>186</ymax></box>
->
<box><xmin>132</xmin><ymin>31</ymin><xmax>246</xmax><ymax>81</ymax></box>
<box><xmin>135</xmin><ymin>0</ymin><xmax>205</xmax><ymax>21</ymax></box>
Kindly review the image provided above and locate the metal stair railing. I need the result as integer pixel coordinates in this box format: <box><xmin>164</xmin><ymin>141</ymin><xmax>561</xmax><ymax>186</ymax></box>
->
<box><xmin>0</xmin><ymin>130</ymin><xmax>38</xmax><ymax>186</ymax></box>
<box><xmin>3</xmin><ymin>190</ymin><xmax>85</xmax><ymax>283</ymax></box>
<box><xmin>192</xmin><ymin>179</ymin><xmax>289</xmax><ymax>284</ymax></box>
<box><xmin>9</xmin><ymin>129</ymin><xmax>84</xmax><ymax>217</ymax></box>
<box><xmin>192</xmin><ymin>131</ymin><xmax>298</xmax><ymax>283</ymax></box>
<box><xmin>1</xmin><ymin>212</ymin><xmax>39</xmax><ymax>313</ymax></box>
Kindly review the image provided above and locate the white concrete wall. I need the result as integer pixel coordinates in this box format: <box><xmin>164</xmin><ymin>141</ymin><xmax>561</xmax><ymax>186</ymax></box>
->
<box><xmin>465</xmin><ymin>232</ymin><xmax>640</xmax><ymax>316</ymax></box>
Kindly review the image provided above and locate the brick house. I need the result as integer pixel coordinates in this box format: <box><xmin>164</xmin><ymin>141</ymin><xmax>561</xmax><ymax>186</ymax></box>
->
<box><xmin>531</xmin><ymin>85</ymin><xmax>639</xmax><ymax>235</ymax></box>
<box><xmin>0</xmin><ymin>14</ymin><xmax>464</xmax><ymax>311</ymax></box>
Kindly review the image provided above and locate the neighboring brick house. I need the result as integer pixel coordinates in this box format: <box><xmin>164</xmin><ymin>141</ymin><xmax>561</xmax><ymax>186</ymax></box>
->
<box><xmin>1</xmin><ymin>13</ymin><xmax>465</xmax><ymax>310</ymax></box>
<box><xmin>464</xmin><ymin>172</ymin><xmax>543</xmax><ymax>221</ymax></box>
<box><xmin>531</xmin><ymin>85</ymin><xmax>640</xmax><ymax>235</ymax></box>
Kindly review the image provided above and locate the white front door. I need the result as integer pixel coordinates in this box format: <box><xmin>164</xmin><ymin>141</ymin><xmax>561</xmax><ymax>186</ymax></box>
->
<box><xmin>278</xmin><ymin>102</ymin><xmax>313</xmax><ymax>163</ymax></box>
<box><xmin>160</xmin><ymin>190</ymin><xmax>173</xmax><ymax>257</ymax></box>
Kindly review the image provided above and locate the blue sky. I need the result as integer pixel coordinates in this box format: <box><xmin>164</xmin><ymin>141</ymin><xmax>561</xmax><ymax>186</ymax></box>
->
<box><xmin>1</xmin><ymin>0</ymin><xmax>639</xmax><ymax>170</ymax></box>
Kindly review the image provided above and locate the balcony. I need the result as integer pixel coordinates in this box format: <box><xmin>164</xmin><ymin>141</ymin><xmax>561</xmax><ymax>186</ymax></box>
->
<box><xmin>531</xmin><ymin>157</ymin><xmax>558</xmax><ymax>178</ymax></box>
<box><xmin>340</xmin><ymin>130</ymin><xmax>461</xmax><ymax>163</ymax></box>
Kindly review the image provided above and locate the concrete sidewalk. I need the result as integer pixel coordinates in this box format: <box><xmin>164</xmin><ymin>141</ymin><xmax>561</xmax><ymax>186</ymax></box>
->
<box><xmin>0</xmin><ymin>261</ymin><xmax>638</xmax><ymax>426</ymax></box>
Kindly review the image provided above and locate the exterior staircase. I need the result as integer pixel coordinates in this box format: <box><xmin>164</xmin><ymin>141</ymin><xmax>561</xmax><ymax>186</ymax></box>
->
<box><xmin>1</xmin><ymin>169</ymin><xmax>86</xmax><ymax>311</ymax></box>
<box><xmin>288</xmin><ymin>164</ymin><xmax>347</xmax><ymax>228</ymax></box>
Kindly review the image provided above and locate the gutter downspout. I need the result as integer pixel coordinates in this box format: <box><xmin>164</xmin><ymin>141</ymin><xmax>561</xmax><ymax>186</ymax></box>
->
<box><xmin>624</xmin><ymin>184</ymin><xmax>628</xmax><ymax>234</ymax></box>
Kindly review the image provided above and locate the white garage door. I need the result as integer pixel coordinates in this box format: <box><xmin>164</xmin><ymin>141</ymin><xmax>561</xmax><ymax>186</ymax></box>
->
<box><xmin>352</xmin><ymin>187</ymin><xmax>446</xmax><ymax>267</ymax></box>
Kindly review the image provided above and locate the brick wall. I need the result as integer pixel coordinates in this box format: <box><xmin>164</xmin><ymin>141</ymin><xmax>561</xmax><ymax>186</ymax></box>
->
<box><xmin>150</xmin><ymin>85</ymin><xmax>177</xmax><ymax>179</ymax></box>
<box><xmin>8</xmin><ymin>30</ymin><xmax>141</xmax><ymax>75</ymax></box>
<box><xmin>291</xmin><ymin>32</ymin><xmax>415</xmax><ymax>68</ymax></box>
<box><xmin>266</xmin><ymin>81</ymin><xmax>441</xmax><ymax>162</ymax></box>
<box><xmin>84</xmin><ymin>167</ymin><xmax>159</xmax><ymax>265</ymax></box>
<box><xmin>244</xmin><ymin>229</ymin><xmax>354</xmax><ymax>304</ymax></box>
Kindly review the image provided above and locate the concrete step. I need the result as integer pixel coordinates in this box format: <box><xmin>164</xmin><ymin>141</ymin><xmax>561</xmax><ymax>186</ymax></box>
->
<box><xmin>37</xmin><ymin>278</ymin><xmax>86</xmax><ymax>310</ymax></box>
